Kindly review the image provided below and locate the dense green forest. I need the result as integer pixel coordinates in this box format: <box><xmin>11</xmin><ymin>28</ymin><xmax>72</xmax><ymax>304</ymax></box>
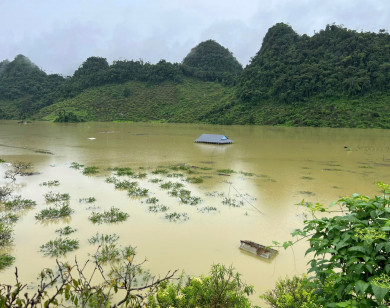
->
<box><xmin>1</xmin><ymin>23</ymin><xmax>390</xmax><ymax>127</ymax></box>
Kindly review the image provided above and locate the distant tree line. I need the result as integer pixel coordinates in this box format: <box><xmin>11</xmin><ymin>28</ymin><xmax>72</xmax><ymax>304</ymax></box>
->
<box><xmin>238</xmin><ymin>23</ymin><xmax>390</xmax><ymax>104</ymax></box>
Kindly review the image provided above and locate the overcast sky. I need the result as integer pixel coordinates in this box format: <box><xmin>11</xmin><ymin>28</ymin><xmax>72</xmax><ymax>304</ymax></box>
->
<box><xmin>1</xmin><ymin>0</ymin><xmax>389</xmax><ymax>76</ymax></box>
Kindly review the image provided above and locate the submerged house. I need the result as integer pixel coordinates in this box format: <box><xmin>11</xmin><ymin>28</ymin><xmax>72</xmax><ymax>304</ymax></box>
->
<box><xmin>194</xmin><ymin>134</ymin><xmax>233</xmax><ymax>144</ymax></box>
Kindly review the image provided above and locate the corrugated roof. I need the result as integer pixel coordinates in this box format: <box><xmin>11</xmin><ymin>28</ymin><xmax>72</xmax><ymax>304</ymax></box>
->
<box><xmin>194</xmin><ymin>134</ymin><xmax>233</xmax><ymax>144</ymax></box>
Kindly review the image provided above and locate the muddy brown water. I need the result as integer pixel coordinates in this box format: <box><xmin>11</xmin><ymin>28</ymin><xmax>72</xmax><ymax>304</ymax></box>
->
<box><xmin>1</xmin><ymin>120</ymin><xmax>390</xmax><ymax>305</ymax></box>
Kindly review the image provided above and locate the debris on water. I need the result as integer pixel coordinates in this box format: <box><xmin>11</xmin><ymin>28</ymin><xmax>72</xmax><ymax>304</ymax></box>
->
<box><xmin>88</xmin><ymin>137</ymin><xmax>96</xmax><ymax>140</ymax></box>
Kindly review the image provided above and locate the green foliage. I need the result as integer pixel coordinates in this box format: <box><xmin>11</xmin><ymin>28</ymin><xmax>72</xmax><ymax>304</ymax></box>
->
<box><xmin>186</xmin><ymin>176</ymin><xmax>204</xmax><ymax>184</ymax></box>
<box><xmin>284</xmin><ymin>183</ymin><xmax>390</xmax><ymax>306</ymax></box>
<box><xmin>0</xmin><ymin>185</ymin><xmax>13</xmax><ymax>202</ymax></box>
<box><xmin>0</xmin><ymin>158</ymin><xmax>5</xmax><ymax>163</ymax></box>
<box><xmin>0</xmin><ymin>254</ymin><xmax>15</xmax><ymax>270</ymax></box>
<box><xmin>70</xmin><ymin>161</ymin><xmax>84</xmax><ymax>169</ymax></box>
<box><xmin>222</xmin><ymin>197</ymin><xmax>244</xmax><ymax>207</ymax></box>
<box><xmin>82</xmin><ymin>166</ymin><xmax>99</xmax><ymax>175</ymax></box>
<box><xmin>148</xmin><ymin>264</ymin><xmax>254</xmax><ymax>308</ymax></box>
<box><xmin>182</xmin><ymin>39</ymin><xmax>243</xmax><ymax>84</ymax></box>
<box><xmin>148</xmin><ymin>204</ymin><xmax>170</xmax><ymax>213</ymax></box>
<box><xmin>127</xmin><ymin>186</ymin><xmax>149</xmax><ymax>197</ymax></box>
<box><xmin>112</xmin><ymin>167</ymin><xmax>133</xmax><ymax>176</ymax></box>
<box><xmin>217</xmin><ymin>168</ymin><xmax>236</xmax><ymax>174</ymax></box>
<box><xmin>79</xmin><ymin>196</ymin><xmax>96</xmax><ymax>203</ymax></box>
<box><xmin>40</xmin><ymin>237</ymin><xmax>80</xmax><ymax>257</ymax></box>
<box><xmin>54</xmin><ymin>110</ymin><xmax>85</xmax><ymax>122</ymax></box>
<box><xmin>164</xmin><ymin>212</ymin><xmax>189</xmax><ymax>222</ymax></box>
<box><xmin>35</xmin><ymin>202</ymin><xmax>73</xmax><ymax>220</ymax></box>
<box><xmin>88</xmin><ymin>207</ymin><xmax>129</xmax><ymax>224</ymax></box>
<box><xmin>261</xmin><ymin>275</ymin><xmax>323</xmax><ymax>308</ymax></box>
<box><xmin>0</xmin><ymin>222</ymin><xmax>13</xmax><ymax>247</ymax></box>
<box><xmin>3</xmin><ymin>196</ymin><xmax>36</xmax><ymax>210</ymax></box>
<box><xmin>40</xmin><ymin>180</ymin><xmax>60</xmax><ymax>187</ymax></box>
<box><xmin>55</xmin><ymin>226</ymin><xmax>77</xmax><ymax>236</ymax></box>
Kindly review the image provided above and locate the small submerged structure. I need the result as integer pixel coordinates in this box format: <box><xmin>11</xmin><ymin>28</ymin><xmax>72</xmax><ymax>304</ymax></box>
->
<box><xmin>194</xmin><ymin>134</ymin><xmax>233</xmax><ymax>144</ymax></box>
<box><xmin>239</xmin><ymin>240</ymin><xmax>278</xmax><ymax>259</ymax></box>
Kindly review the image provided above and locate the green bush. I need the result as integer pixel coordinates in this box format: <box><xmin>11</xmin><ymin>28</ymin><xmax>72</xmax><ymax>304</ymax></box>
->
<box><xmin>148</xmin><ymin>264</ymin><xmax>253</xmax><ymax>308</ymax></box>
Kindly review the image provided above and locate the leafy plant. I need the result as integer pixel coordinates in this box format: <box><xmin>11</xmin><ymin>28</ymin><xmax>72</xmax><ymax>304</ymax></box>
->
<box><xmin>40</xmin><ymin>180</ymin><xmax>60</xmax><ymax>187</ymax></box>
<box><xmin>79</xmin><ymin>196</ymin><xmax>96</xmax><ymax>203</ymax></box>
<box><xmin>0</xmin><ymin>185</ymin><xmax>13</xmax><ymax>201</ymax></box>
<box><xmin>55</xmin><ymin>226</ymin><xmax>77</xmax><ymax>236</ymax></box>
<box><xmin>222</xmin><ymin>197</ymin><xmax>244</xmax><ymax>207</ymax></box>
<box><xmin>115</xmin><ymin>180</ymin><xmax>138</xmax><ymax>190</ymax></box>
<box><xmin>186</xmin><ymin>177</ymin><xmax>204</xmax><ymax>184</ymax></box>
<box><xmin>35</xmin><ymin>203</ymin><xmax>73</xmax><ymax>220</ymax></box>
<box><xmin>164</xmin><ymin>212</ymin><xmax>189</xmax><ymax>222</ymax></box>
<box><xmin>3</xmin><ymin>196</ymin><xmax>36</xmax><ymax>211</ymax></box>
<box><xmin>82</xmin><ymin>166</ymin><xmax>99</xmax><ymax>175</ymax></box>
<box><xmin>148</xmin><ymin>264</ymin><xmax>253</xmax><ymax>308</ymax></box>
<box><xmin>198</xmin><ymin>206</ymin><xmax>218</xmax><ymax>213</ymax></box>
<box><xmin>44</xmin><ymin>191</ymin><xmax>70</xmax><ymax>203</ymax></box>
<box><xmin>88</xmin><ymin>207</ymin><xmax>129</xmax><ymax>224</ymax></box>
<box><xmin>148</xmin><ymin>204</ymin><xmax>170</xmax><ymax>213</ymax></box>
<box><xmin>112</xmin><ymin>167</ymin><xmax>133</xmax><ymax>176</ymax></box>
<box><xmin>0</xmin><ymin>254</ymin><xmax>15</xmax><ymax>270</ymax></box>
<box><xmin>217</xmin><ymin>168</ymin><xmax>236</xmax><ymax>174</ymax></box>
<box><xmin>88</xmin><ymin>233</ymin><xmax>119</xmax><ymax>245</ymax></box>
<box><xmin>0</xmin><ymin>222</ymin><xmax>13</xmax><ymax>247</ymax></box>
<box><xmin>40</xmin><ymin>237</ymin><xmax>80</xmax><ymax>257</ymax></box>
<box><xmin>70</xmin><ymin>162</ymin><xmax>84</xmax><ymax>169</ymax></box>
<box><xmin>145</xmin><ymin>197</ymin><xmax>159</xmax><ymax>204</ymax></box>
<box><xmin>128</xmin><ymin>187</ymin><xmax>149</xmax><ymax>197</ymax></box>
<box><xmin>280</xmin><ymin>182</ymin><xmax>390</xmax><ymax>307</ymax></box>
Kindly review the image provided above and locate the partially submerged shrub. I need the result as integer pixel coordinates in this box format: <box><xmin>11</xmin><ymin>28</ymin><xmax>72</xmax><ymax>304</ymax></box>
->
<box><xmin>0</xmin><ymin>254</ymin><xmax>15</xmax><ymax>270</ymax></box>
<box><xmin>152</xmin><ymin>168</ymin><xmax>169</xmax><ymax>175</ymax></box>
<box><xmin>0</xmin><ymin>185</ymin><xmax>13</xmax><ymax>202</ymax></box>
<box><xmin>35</xmin><ymin>203</ymin><xmax>73</xmax><ymax>220</ymax></box>
<box><xmin>83</xmin><ymin>166</ymin><xmax>99</xmax><ymax>175</ymax></box>
<box><xmin>148</xmin><ymin>204</ymin><xmax>170</xmax><ymax>213</ymax></box>
<box><xmin>3</xmin><ymin>196</ymin><xmax>36</xmax><ymax>211</ymax></box>
<box><xmin>79</xmin><ymin>197</ymin><xmax>96</xmax><ymax>203</ymax></box>
<box><xmin>40</xmin><ymin>180</ymin><xmax>60</xmax><ymax>187</ymax></box>
<box><xmin>160</xmin><ymin>181</ymin><xmax>183</xmax><ymax>190</ymax></box>
<box><xmin>198</xmin><ymin>206</ymin><xmax>218</xmax><ymax>213</ymax></box>
<box><xmin>0</xmin><ymin>222</ymin><xmax>13</xmax><ymax>247</ymax></box>
<box><xmin>149</xmin><ymin>178</ymin><xmax>163</xmax><ymax>183</ymax></box>
<box><xmin>222</xmin><ymin>197</ymin><xmax>244</xmax><ymax>207</ymax></box>
<box><xmin>88</xmin><ymin>233</ymin><xmax>119</xmax><ymax>245</ymax></box>
<box><xmin>112</xmin><ymin>167</ymin><xmax>134</xmax><ymax>176</ymax></box>
<box><xmin>217</xmin><ymin>168</ymin><xmax>236</xmax><ymax>174</ymax></box>
<box><xmin>0</xmin><ymin>213</ymin><xmax>18</xmax><ymax>224</ymax></box>
<box><xmin>128</xmin><ymin>187</ymin><xmax>149</xmax><ymax>197</ymax></box>
<box><xmin>40</xmin><ymin>237</ymin><xmax>80</xmax><ymax>257</ymax></box>
<box><xmin>145</xmin><ymin>197</ymin><xmax>159</xmax><ymax>204</ymax></box>
<box><xmin>186</xmin><ymin>177</ymin><xmax>204</xmax><ymax>184</ymax></box>
<box><xmin>132</xmin><ymin>172</ymin><xmax>147</xmax><ymax>179</ymax></box>
<box><xmin>170</xmin><ymin>189</ymin><xmax>202</xmax><ymax>205</ymax></box>
<box><xmin>89</xmin><ymin>207</ymin><xmax>129</xmax><ymax>224</ymax></box>
<box><xmin>44</xmin><ymin>191</ymin><xmax>70</xmax><ymax>203</ymax></box>
<box><xmin>115</xmin><ymin>180</ymin><xmax>138</xmax><ymax>190</ymax></box>
<box><xmin>55</xmin><ymin>226</ymin><xmax>77</xmax><ymax>236</ymax></box>
<box><xmin>164</xmin><ymin>212</ymin><xmax>189</xmax><ymax>222</ymax></box>
<box><xmin>70</xmin><ymin>162</ymin><xmax>84</xmax><ymax>169</ymax></box>
<box><xmin>5</xmin><ymin>162</ymin><xmax>34</xmax><ymax>181</ymax></box>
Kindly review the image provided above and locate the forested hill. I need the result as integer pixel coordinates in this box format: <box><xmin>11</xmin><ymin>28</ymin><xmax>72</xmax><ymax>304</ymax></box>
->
<box><xmin>238</xmin><ymin>23</ymin><xmax>390</xmax><ymax>104</ymax></box>
<box><xmin>2</xmin><ymin>24</ymin><xmax>390</xmax><ymax>128</ymax></box>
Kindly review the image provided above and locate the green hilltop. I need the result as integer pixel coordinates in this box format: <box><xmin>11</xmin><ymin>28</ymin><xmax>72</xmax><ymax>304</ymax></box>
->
<box><xmin>1</xmin><ymin>24</ymin><xmax>390</xmax><ymax>127</ymax></box>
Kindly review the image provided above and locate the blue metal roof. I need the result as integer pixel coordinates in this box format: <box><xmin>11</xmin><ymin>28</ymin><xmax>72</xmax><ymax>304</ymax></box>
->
<box><xmin>194</xmin><ymin>134</ymin><xmax>233</xmax><ymax>144</ymax></box>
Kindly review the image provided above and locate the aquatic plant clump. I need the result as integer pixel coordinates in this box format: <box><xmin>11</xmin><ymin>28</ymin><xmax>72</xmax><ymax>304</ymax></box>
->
<box><xmin>44</xmin><ymin>191</ymin><xmax>70</xmax><ymax>203</ymax></box>
<box><xmin>88</xmin><ymin>233</ymin><xmax>119</xmax><ymax>245</ymax></box>
<box><xmin>148</xmin><ymin>204</ymin><xmax>170</xmax><ymax>213</ymax></box>
<box><xmin>164</xmin><ymin>212</ymin><xmax>189</xmax><ymax>222</ymax></box>
<box><xmin>3</xmin><ymin>196</ymin><xmax>36</xmax><ymax>211</ymax></box>
<box><xmin>89</xmin><ymin>207</ymin><xmax>129</xmax><ymax>224</ymax></box>
<box><xmin>145</xmin><ymin>197</ymin><xmax>159</xmax><ymax>204</ymax></box>
<box><xmin>0</xmin><ymin>213</ymin><xmax>18</xmax><ymax>224</ymax></box>
<box><xmin>128</xmin><ymin>187</ymin><xmax>149</xmax><ymax>197</ymax></box>
<box><xmin>198</xmin><ymin>206</ymin><xmax>218</xmax><ymax>213</ymax></box>
<box><xmin>115</xmin><ymin>180</ymin><xmax>138</xmax><ymax>190</ymax></box>
<box><xmin>55</xmin><ymin>226</ymin><xmax>77</xmax><ymax>236</ymax></box>
<box><xmin>0</xmin><ymin>185</ymin><xmax>13</xmax><ymax>202</ymax></box>
<box><xmin>0</xmin><ymin>254</ymin><xmax>15</xmax><ymax>270</ymax></box>
<box><xmin>35</xmin><ymin>203</ymin><xmax>73</xmax><ymax>220</ymax></box>
<box><xmin>40</xmin><ymin>237</ymin><xmax>80</xmax><ymax>257</ymax></box>
<box><xmin>79</xmin><ymin>197</ymin><xmax>96</xmax><ymax>203</ymax></box>
<box><xmin>222</xmin><ymin>197</ymin><xmax>244</xmax><ymax>207</ymax></box>
<box><xmin>169</xmin><ymin>188</ymin><xmax>202</xmax><ymax>205</ymax></box>
<box><xmin>160</xmin><ymin>181</ymin><xmax>184</xmax><ymax>190</ymax></box>
<box><xmin>132</xmin><ymin>172</ymin><xmax>147</xmax><ymax>179</ymax></box>
<box><xmin>186</xmin><ymin>177</ymin><xmax>204</xmax><ymax>184</ymax></box>
<box><xmin>83</xmin><ymin>166</ymin><xmax>99</xmax><ymax>175</ymax></box>
<box><xmin>70</xmin><ymin>162</ymin><xmax>84</xmax><ymax>169</ymax></box>
<box><xmin>112</xmin><ymin>167</ymin><xmax>134</xmax><ymax>176</ymax></box>
<box><xmin>217</xmin><ymin>169</ymin><xmax>236</xmax><ymax>174</ymax></box>
<box><xmin>0</xmin><ymin>223</ymin><xmax>13</xmax><ymax>247</ymax></box>
<box><xmin>149</xmin><ymin>178</ymin><xmax>163</xmax><ymax>183</ymax></box>
<box><xmin>40</xmin><ymin>180</ymin><xmax>60</xmax><ymax>187</ymax></box>
<box><xmin>152</xmin><ymin>168</ymin><xmax>169</xmax><ymax>175</ymax></box>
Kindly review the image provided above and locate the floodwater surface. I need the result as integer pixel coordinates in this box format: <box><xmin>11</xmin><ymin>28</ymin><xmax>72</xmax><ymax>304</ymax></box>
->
<box><xmin>1</xmin><ymin>120</ymin><xmax>390</xmax><ymax>304</ymax></box>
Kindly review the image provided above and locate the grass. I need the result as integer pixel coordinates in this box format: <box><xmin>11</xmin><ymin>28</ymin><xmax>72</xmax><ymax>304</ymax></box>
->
<box><xmin>0</xmin><ymin>254</ymin><xmax>15</xmax><ymax>270</ymax></box>
<box><xmin>83</xmin><ymin>166</ymin><xmax>99</xmax><ymax>175</ymax></box>
<box><xmin>55</xmin><ymin>226</ymin><xmax>77</xmax><ymax>236</ymax></box>
<box><xmin>3</xmin><ymin>196</ymin><xmax>36</xmax><ymax>210</ymax></box>
<box><xmin>40</xmin><ymin>237</ymin><xmax>80</xmax><ymax>257</ymax></box>
<box><xmin>89</xmin><ymin>207</ymin><xmax>129</xmax><ymax>224</ymax></box>
<box><xmin>164</xmin><ymin>212</ymin><xmax>189</xmax><ymax>222</ymax></box>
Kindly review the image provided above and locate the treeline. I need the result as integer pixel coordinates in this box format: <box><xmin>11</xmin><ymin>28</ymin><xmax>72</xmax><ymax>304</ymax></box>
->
<box><xmin>0</xmin><ymin>40</ymin><xmax>242</xmax><ymax>119</ymax></box>
<box><xmin>238</xmin><ymin>23</ymin><xmax>390</xmax><ymax>104</ymax></box>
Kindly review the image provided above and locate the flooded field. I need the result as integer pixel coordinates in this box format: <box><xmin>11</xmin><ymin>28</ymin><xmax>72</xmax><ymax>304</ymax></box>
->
<box><xmin>1</xmin><ymin>120</ymin><xmax>390</xmax><ymax>304</ymax></box>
